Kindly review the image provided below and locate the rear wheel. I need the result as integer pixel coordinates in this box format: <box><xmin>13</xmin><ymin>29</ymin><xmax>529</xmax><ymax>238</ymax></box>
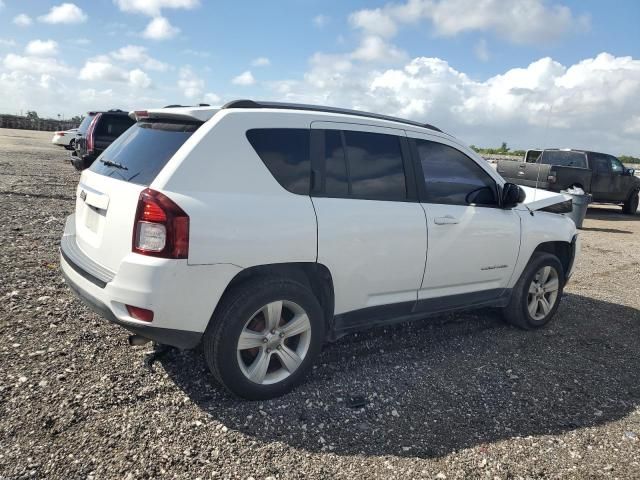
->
<box><xmin>203</xmin><ymin>277</ymin><xmax>324</xmax><ymax>400</ymax></box>
<box><xmin>502</xmin><ymin>253</ymin><xmax>564</xmax><ymax>329</ymax></box>
<box><xmin>623</xmin><ymin>190</ymin><xmax>639</xmax><ymax>215</ymax></box>
<box><xmin>65</xmin><ymin>139</ymin><xmax>76</xmax><ymax>151</ymax></box>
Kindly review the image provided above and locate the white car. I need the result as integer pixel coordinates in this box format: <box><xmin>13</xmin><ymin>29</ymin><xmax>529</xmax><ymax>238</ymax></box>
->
<box><xmin>60</xmin><ymin>101</ymin><xmax>580</xmax><ymax>399</ymax></box>
<box><xmin>51</xmin><ymin>128</ymin><xmax>80</xmax><ymax>150</ymax></box>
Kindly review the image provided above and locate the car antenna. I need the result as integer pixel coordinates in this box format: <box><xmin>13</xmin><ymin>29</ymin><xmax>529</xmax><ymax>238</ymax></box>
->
<box><xmin>533</xmin><ymin>101</ymin><xmax>555</xmax><ymax>205</ymax></box>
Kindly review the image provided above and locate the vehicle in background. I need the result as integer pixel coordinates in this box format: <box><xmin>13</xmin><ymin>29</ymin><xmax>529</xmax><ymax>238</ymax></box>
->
<box><xmin>71</xmin><ymin>110</ymin><xmax>135</xmax><ymax>171</ymax></box>
<box><xmin>51</xmin><ymin>128</ymin><xmax>80</xmax><ymax>150</ymax></box>
<box><xmin>61</xmin><ymin>100</ymin><xmax>579</xmax><ymax>399</ymax></box>
<box><xmin>524</xmin><ymin>149</ymin><xmax>542</xmax><ymax>163</ymax></box>
<box><xmin>497</xmin><ymin>149</ymin><xmax>640</xmax><ymax>214</ymax></box>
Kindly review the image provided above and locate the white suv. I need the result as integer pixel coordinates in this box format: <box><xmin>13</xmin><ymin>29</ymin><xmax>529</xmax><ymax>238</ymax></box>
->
<box><xmin>60</xmin><ymin>100</ymin><xmax>580</xmax><ymax>399</ymax></box>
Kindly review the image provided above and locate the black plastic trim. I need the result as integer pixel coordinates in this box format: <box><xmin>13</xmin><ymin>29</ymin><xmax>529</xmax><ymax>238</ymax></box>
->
<box><xmin>60</xmin><ymin>230</ymin><xmax>115</xmax><ymax>288</ymax></box>
<box><xmin>331</xmin><ymin>288</ymin><xmax>511</xmax><ymax>339</ymax></box>
<box><xmin>62</xmin><ymin>269</ymin><xmax>202</xmax><ymax>349</ymax></box>
<box><xmin>223</xmin><ymin>99</ymin><xmax>443</xmax><ymax>132</ymax></box>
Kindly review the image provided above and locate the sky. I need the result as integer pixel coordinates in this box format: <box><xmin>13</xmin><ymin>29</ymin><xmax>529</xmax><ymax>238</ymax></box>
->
<box><xmin>0</xmin><ymin>0</ymin><xmax>639</xmax><ymax>155</ymax></box>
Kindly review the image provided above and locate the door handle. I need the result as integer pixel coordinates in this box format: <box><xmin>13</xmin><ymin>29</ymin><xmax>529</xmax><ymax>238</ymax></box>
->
<box><xmin>434</xmin><ymin>215</ymin><xmax>459</xmax><ymax>225</ymax></box>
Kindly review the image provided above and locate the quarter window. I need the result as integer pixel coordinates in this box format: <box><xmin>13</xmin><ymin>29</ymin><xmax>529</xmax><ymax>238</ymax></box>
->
<box><xmin>246</xmin><ymin>129</ymin><xmax>311</xmax><ymax>195</ymax></box>
<box><xmin>416</xmin><ymin>140</ymin><xmax>498</xmax><ymax>206</ymax></box>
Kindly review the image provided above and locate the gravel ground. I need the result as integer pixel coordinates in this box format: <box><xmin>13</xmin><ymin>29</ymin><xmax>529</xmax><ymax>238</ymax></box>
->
<box><xmin>1</xmin><ymin>128</ymin><xmax>639</xmax><ymax>480</ymax></box>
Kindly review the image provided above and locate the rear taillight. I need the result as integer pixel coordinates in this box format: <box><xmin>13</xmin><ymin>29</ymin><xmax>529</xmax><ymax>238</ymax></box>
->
<box><xmin>547</xmin><ymin>175</ymin><xmax>557</xmax><ymax>183</ymax></box>
<box><xmin>86</xmin><ymin>113</ymin><xmax>101</xmax><ymax>154</ymax></box>
<box><xmin>55</xmin><ymin>131</ymin><xmax>65</xmax><ymax>136</ymax></box>
<box><xmin>132</xmin><ymin>188</ymin><xmax>189</xmax><ymax>259</ymax></box>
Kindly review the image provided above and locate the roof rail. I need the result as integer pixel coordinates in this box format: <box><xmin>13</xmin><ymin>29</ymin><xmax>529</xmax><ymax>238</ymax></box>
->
<box><xmin>222</xmin><ymin>99</ymin><xmax>443</xmax><ymax>133</ymax></box>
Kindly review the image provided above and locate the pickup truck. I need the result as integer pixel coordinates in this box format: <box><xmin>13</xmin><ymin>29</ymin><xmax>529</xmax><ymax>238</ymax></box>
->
<box><xmin>497</xmin><ymin>149</ymin><xmax>639</xmax><ymax>214</ymax></box>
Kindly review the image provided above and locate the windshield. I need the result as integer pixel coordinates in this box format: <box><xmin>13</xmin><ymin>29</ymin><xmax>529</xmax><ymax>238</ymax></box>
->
<box><xmin>88</xmin><ymin>120</ymin><xmax>201</xmax><ymax>185</ymax></box>
<box><xmin>540</xmin><ymin>151</ymin><xmax>587</xmax><ymax>168</ymax></box>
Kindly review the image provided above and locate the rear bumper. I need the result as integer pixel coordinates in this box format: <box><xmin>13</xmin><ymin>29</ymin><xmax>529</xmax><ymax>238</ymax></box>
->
<box><xmin>62</xmin><ymin>267</ymin><xmax>202</xmax><ymax>349</ymax></box>
<box><xmin>60</xmin><ymin>215</ymin><xmax>241</xmax><ymax>349</ymax></box>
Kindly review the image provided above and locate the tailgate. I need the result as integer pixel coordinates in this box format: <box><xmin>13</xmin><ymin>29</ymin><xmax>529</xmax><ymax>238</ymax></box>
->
<box><xmin>74</xmin><ymin>171</ymin><xmax>145</xmax><ymax>272</ymax></box>
<box><xmin>497</xmin><ymin>160</ymin><xmax>551</xmax><ymax>188</ymax></box>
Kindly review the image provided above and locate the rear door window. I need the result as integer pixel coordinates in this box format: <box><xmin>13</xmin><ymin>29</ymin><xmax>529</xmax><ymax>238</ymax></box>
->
<box><xmin>246</xmin><ymin>129</ymin><xmax>311</xmax><ymax>195</ymax></box>
<box><xmin>540</xmin><ymin>151</ymin><xmax>587</xmax><ymax>168</ymax></box>
<box><xmin>89</xmin><ymin>120</ymin><xmax>200</xmax><ymax>185</ymax></box>
<box><xmin>590</xmin><ymin>154</ymin><xmax>610</xmax><ymax>175</ymax></box>
<box><xmin>342</xmin><ymin>130</ymin><xmax>406</xmax><ymax>200</ymax></box>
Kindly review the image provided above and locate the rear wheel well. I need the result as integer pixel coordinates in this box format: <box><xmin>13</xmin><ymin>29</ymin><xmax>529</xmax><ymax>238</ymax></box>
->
<box><xmin>532</xmin><ymin>241</ymin><xmax>572</xmax><ymax>280</ymax></box>
<box><xmin>213</xmin><ymin>263</ymin><xmax>335</xmax><ymax>336</ymax></box>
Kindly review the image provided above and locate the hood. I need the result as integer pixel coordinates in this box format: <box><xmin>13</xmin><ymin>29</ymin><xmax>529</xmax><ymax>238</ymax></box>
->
<box><xmin>516</xmin><ymin>186</ymin><xmax>572</xmax><ymax>211</ymax></box>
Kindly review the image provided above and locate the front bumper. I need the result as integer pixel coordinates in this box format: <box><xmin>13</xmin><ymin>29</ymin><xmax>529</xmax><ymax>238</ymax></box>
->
<box><xmin>565</xmin><ymin>233</ymin><xmax>581</xmax><ymax>281</ymax></box>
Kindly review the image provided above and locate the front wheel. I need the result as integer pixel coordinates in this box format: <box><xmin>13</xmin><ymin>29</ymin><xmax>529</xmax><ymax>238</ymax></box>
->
<box><xmin>203</xmin><ymin>277</ymin><xmax>325</xmax><ymax>400</ymax></box>
<box><xmin>623</xmin><ymin>190</ymin><xmax>639</xmax><ymax>215</ymax></box>
<box><xmin>502</xmin><ymin>253</ymin><xmax>564</xmax><ymax>329</ymax></box>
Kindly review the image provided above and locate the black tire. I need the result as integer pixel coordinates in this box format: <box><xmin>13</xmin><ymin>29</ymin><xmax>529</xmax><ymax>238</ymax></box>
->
<box><xmin>202</xmin><ymin>276</ymin><xmax>325</xmax><ymax>400</ymax></box>
<box><xmin>502</xmin><ymin>253</ymin><xmax>565</xmax><ymax>330</ymax></box>
<box><xmin>623</xmin><ymin>190</ymin><xmax>639</xmax><ymax>215</ymax></box>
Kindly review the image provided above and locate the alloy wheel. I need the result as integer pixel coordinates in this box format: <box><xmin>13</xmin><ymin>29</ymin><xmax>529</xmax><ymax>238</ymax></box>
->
<box><xmin>236</xmin><ymin>300</ymin><xmax>312</xmax><ymax>385</ymax></box>
<box><xmin>527</xmin><ymin>266</ymin><xmax>560</xmax><ymax>321</ymax></box>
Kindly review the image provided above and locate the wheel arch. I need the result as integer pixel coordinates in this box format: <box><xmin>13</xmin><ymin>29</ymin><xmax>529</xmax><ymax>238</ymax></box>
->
<box><xmin>209</xmin><ymin>262</ymin><xmax>335</xmax><ymax>336</ymax></box>
<box><xmin>531</xmin><ymin>241</ymin><xmax>573</xmax><ymax>281</ymax></box>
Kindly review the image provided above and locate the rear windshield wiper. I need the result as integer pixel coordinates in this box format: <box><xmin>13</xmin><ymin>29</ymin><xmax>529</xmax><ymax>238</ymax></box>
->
<box><xmin>100</xmin><ymin>159</ymin><xmax>128</xmax><ymax>170</ymax></box>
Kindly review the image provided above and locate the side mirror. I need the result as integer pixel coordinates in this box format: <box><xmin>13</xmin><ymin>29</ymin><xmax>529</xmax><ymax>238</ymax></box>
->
<box><xmin>624</xmin><ymin>167</ymin><xmax>635</xmax><ymax>176</ymax></box>
<box><xmin>502</xmin><ymin>183</ymin><xmax>526</xmax><ymax>208</ymax></box>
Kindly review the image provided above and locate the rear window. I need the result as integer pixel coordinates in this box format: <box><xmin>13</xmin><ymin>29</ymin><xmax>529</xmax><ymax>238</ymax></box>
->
<box><xmin>77</xmin><ymin>114</ymin><xmax>96</xmax><ymax>134</ymax></box>
<box><xmin>96</xmin><ymin>115</ymin><xmax>135</xmax><ymax>137</ymax></box>
<box><xmin>89</xmin><ymin>120</ymin><xmax>200</xmax><ymax>185</ymax></box>
<box><xmin>246</xmin><ymin>129</ymin><xmax>311</xmax><ymax>195</ymax></box>
<box><xmin>540</xmin><ymin>151</ymin><xmax>587</xmax><ymax>168</ymax></box>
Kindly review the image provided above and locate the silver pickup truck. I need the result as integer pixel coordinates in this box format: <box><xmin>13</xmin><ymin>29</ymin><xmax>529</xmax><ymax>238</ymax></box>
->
<box><xmin>497</xmin><ymin>149</ymin><xmax>639</xmax><ymax>214</ymax></box>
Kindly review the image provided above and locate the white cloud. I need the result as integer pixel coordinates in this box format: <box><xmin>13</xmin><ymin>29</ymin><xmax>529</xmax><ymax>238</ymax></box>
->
<box><xmin>349</xmin><ymin>8</ymin><xmax>398</xmax><ymax>38</ymax></box>
<box><xmin>251</xmin><ymin>57</ymin><xmax>271</xmax><ymax>67</ymax></box>
<box><xmin>13</xmin><ymin>14</ymin><xmax>33</xmax><ymax>27</ymax></box>
<box><xmin>204</xmin><ymin>92</ymin><xmax>221</xmax><ymax>104</ymax></box>
<box><xmin>269</xmin><ymin>52</ymin><xmax>640</xmax><ymax>155</ymax></box>
<box><xmin>3</xmin><ymin>53</ymin><xmax>73</xmax><ymax>75</ymax></box>
<box><xmin>114</xmin><ymin>0</ymin><xmax>199</xmax><ymax>17</ymax></box>
<box><xmin>79</xmin><ymin>56</ymin><xmax>153</xmax><ymax>89</ymax></box>
<box><xmin>142</xmin><ymin>16</ymin><xmax>180</xmax><ymax>40</ymax></box>
<box><xmin>313</xmin><ymin>14</ymin><xmax>330</xmax><ymax>28</ymax></box>
<box><xmin>110</xmin><ymin>45</ymin><xmax>168</xmax><ymax>71</ymax></box>
<box><xmin>351</xmin><ymin>35</ymin><xmax>407</xmax><ymax>63</ymax></box>
<box><xmin>474</xmin><ymin>38</ymin><xmax>489</xmax><ymax>62</ymax></box>
<box><xmin>183</xmin><ymin>49</ymin><xmax>210</xmax><ymax>58</ymax></box>
<box><xmin>79</xmin><ymin>57</ymin><xmax>128</xmax><ymax>82</ymax></box>
<box><xmin>128</xmin><ymin>69</ymin><xmax>152</xmax><ymax>88</ymax></box>
<box><xmin>178</xmin><ymin>66</ymin><xmax>204</xmax><ymax>99</ymax></box>
<box><xmin>349</xmin><ymin>0</ymin><xmax>589</xmax><ymax>45</ymax></box>
<box><xmin>232</xmin><ymin>70</ymin><xmax>256</xmax><ymax>86</ymax></box>
<box><xmin>38</xmin><ymin>3</ymin><xmax>88</xmax><ymax>24</ymax></box>
<box><xmin>0</xmin><ymin>39</ymin><xmax>17</xmax><ymax>48</ymax></box>
<box><xmin>25</xmin><ymin>40</ymin><xmax>59</xmax><ymax>57</ymax></box>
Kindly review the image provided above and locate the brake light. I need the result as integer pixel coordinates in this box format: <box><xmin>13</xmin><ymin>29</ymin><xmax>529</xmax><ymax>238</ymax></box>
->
<box><xmin>126</xmin><ymin>305</ymin><xmax>154</xmax><ymax>322</ymax></box>
<box><xmin>132</xmin><ymin>188</ymin><xmax>189</xmax><ymax>259</ymax></box>
<box><xmin>55</xmin><ymin>131</ymin><xmax>65</xmax><ymax>136</ymax></box>
<box><xmin>134</xmin><ymin>110</ymin><xmax>149</xmax><ymax>120</ymax></box>
<box><xmin>86</xmin><ymin>113</ymin><xmax>101</xmax><ymax>154</ymax></box>
<box><xmin>547</xmin><ymin>175</ymin><xmax>557</xmax><ymax>183</ymax></box>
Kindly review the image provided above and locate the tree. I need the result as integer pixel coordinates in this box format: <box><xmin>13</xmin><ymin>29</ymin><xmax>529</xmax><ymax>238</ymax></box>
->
<box><xmin>500</xmin><ymin>142</ymin><xmax>509</xmax><ymax>153</ymax></box>
<box><xmin>25</xmin><ymin>110</ymin><xmax>39</xmax><ymax>121</ymax></box>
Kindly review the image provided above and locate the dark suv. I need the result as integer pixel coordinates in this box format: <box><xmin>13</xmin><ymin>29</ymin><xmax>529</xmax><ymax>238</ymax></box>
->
<box><xmin>71</xmin><ymin>110</ymin><xmax>135</xmax><ymax>171</ymax></box>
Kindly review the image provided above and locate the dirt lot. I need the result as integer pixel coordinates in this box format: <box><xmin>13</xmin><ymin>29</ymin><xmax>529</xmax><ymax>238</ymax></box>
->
<box><xmin>0</xmin><ymin>128</ymin><xmax>639</xmax><ymax>479</ymax></box>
